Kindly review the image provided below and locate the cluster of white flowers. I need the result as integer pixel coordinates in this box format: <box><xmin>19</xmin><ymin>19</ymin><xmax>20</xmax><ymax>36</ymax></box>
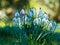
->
<box><xmin>13</xmin><ymin>8</ymin><xmax>57</xmax><ymax>31</ymax></box>
<box><xmin>33</xmin><ymin>8</ymin><xmax>57</xmax><ymax>31</ymax></box>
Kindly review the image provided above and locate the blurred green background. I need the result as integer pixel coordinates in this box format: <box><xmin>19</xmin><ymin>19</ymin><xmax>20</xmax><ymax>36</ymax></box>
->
<box><xmin>0</xmin><ymin>0</ymin><xmax>60</xmax><ymax>23</ymax></box>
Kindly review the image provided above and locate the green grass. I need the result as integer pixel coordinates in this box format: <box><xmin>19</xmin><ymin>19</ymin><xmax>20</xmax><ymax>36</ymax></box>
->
<box><xmin>0</xmin><ymin>23</ymin><xmax>60</xmax><ymax>45</ymax></box>
<box><xmin>54</xmin><ymin>23</ymin><xmax>60</xmax><ymax>33</ymax></box>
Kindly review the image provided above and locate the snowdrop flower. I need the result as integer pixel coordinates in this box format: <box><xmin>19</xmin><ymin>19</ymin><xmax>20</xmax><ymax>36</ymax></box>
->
<box><xmin>24</xmin><ymin>15</ymin><xmax>28</xmax><ymax>22</ymax></box>
<box><xmin>48</xmin><ymin>21</ymin><xmax>53</xmax><ymax>31</ymax></box>
<box><xmin>33</xmin><ymin>18</ymin><xmax>39</xmax><ymax>25</ymax></box>
<box><xmin>13</xmin><ymin>17</ymin><xmax>18</xmax><ymax>22</ymax></box>
<box><xmin>28</xmin><ymin>8</ymin><xmax>33</xmax><ymax>17</ymax></box>
<box><xmin>17</xmin><ymin>17</ymin><xmax>21</xmax><ymax>23</ymax></box>
<box><xmin>38</xmin><ymin>8</ymin><xmax>42</xmax><ymax>15</ymax></box>
<box><xmin>20</xmin><ymin>9</ymin><xmax>25</xmax><ymax>21</ymax></box>
<box><xmin>15</xmin><ymin>10</ymin><xmax>20</xmax><ymax>17</ymax></box>
<box><xmin>42</xmin><ymin>18</ymin><xmax>45</xmax><ymax>23</ymax></box>
<box><xmin>13</xmin><ymin>10</ymin><xmax>22</xmax><ymax>26</ymax></box>
<box><xmin>47</xmin><ymin>21</ymin><xmax>57</xmax><ymax>31</ymax></box>
<box><xmin>38</xmin><ymin>18</ymin><xmax>42</xmax><ymax>23</ymax></box>
<box><xmin>13</xmin><ymin>17</ymin><xmax>18</xmax><ymax>26</ymax></box>
<box><xmin>49</xmin><ymin>22</ymin><xmax>52</xmax><ymax>27</ymax></box>
<box><xmin>41</xmin><ymin>18</ymin><xmax>49</xmax><ymax>27</ymax></box>
<box><xmin>38</xmin><ymin>8</ymin><xmax>43</xmax><ymax>18</ymax></box>
<box><xmin>42</xmin><ymin>18</ymin><xmax>49</xmax><ymax>24</ymax></box>
<box><xmin>13</xmin><ymin>16</ymin><xmax>22</xmax><ymax>27</ymax></box>
<box><xmin>52</xmin><ymin>21</ymin><xmax>57</xmax><ymax>30</ymax></box>
<box><xmin>53</xmin><ymin>21</ymin><xmax>57</xmax><ymax>27</ymax></box>
<box><xmin>27</xmin><ymin>17</ymin><xmax>32</xmax><ymax>22</ymax></box>
<box><xmin>45</xmin><ymin>19</ymin><xmax>50</xmax><ymax>24</ymax></box>
<box><xmin>20</xmin><ymin>9</ymin><xmax>25</xmax><ymax>15</ymax></box>
<box><xmin>17</xmin><ymin>17</ymin><xmax>22</xmax><ymax>27</ymax></box>
<box><xmin>31</xmin><ymin>7</ymin><xmax>36</xmax><ymax>17</ymax></box>
<box><xmin>43</xmin><ymin>13</ymin><xmax>49</xmax><ymax>19</ymax></box>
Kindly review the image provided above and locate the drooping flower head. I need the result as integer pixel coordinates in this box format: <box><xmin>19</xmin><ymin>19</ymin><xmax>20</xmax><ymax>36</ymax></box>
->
<box><xmin>14</xmin><ymin>10</ymin><xmax>20</xmax><ymax>17</ymax></box>
<box><xmin>20</xmin><ymin>8</ymin><xmax>25</xmax><ymax>21</ymax></box>
<box><xmin>43</xmin><ymin>12</ymin><xmax>49</xmax><ymax>19</ymax></box>
<box><xmin>38</xmin><ymin>8</ymin><xmax>43</xmax><ymax>15</ymax></box>
<box><xmin>33</xmin><ymin>18</ymin><xmax>39</xmax><ymax>25</ymax></box>
<box><xmin>20</xmin><ymin>8</ymin><xmax>25</xmax><ymax>15</ymax></box>
<box><xmin>31</xmin><ymin>7</ymin><xmax>36</xmax><ymax>17</ymax></box>
<box><xmin>28</xmin><ymin>8</ymin><xmax>33</xmax><ymax>17</ymax></box>
<box><xmin>52</xmin><ymin>21</ymin><xmax>57</xmax><ymax>30</ymax></box>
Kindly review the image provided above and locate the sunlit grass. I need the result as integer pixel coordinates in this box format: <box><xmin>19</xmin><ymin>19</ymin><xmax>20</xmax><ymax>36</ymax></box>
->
<box><xmin>55</xmin><ymin>23</ymin><xmax>60</xmax><ymax>33</ymax></box>
<box><xmin>54</xmin><ymin>29</ymin><xmax>60</xmax><ymax>33</ymax></box>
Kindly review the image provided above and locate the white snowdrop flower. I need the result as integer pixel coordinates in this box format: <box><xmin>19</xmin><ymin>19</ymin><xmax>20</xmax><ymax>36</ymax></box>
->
<box><xmin>13</xmin><ymin>17</ymin><xmax>18</xmax><ymax>26</ymax></box>
<box><xmin>33</xmin><ymin>18</ymin><xmax>39</xmax><ymax>25</ymax></box>
<box><xmin>28</xmin><ymin>8</ymin><xmax>33</xmax><ymax>17</ymax></box>
<box><xmin>43</xmin><ymin>13</ymin><xmax>49</xmax><ymax>19</ymax></box>
<box><xmin>42</xmin><ymin>18</ymin><xmax>47</xmax><ymax>23</ymax></box>
<box><xmin>13</xmin><ymin>17</ymin><xmax>18</xmax><ymax>22</ymax></box>
<box><xmin>17</xmin><ymin>17</ymin><xmax>21</xmax><ymax>22</ymax></box>
<box><xmin>48</xmin><ymin>21</ymin><xmax>55</xmax><ymax>31</ymax></box>
<box><xmin>38</xmin><ymin>18</ymin><xmax>41</xmax><ymax>22</ymax></box>
<box><xmin>49</xmin><ymin>22</ymin><xmax>52</xmax><ymax>27</ymax></box>
<box><xmin>45</xmin><ymin>19</ymin><xmax>49</xmax><ymax>24</ymax></box>
<box><xmin>17</xmin><ymin>17</ymin><xmax>22</xmax><ymax>26</ymax></box>
<box><xmin>13</xmin><ymin>16</ymin><xmax>22</xmax><ymax>27</ymax></box>
<box><xmin>15</xmin><ymin>10</ymin><xmax>20</xmax><ymax>17</ymax></box>
<box><xmin>29</xmin><ymin>11</ymin><xmax>33</xmax><ymax>17</ymax></box>
<box><xmin>32</xmin><ymin>7</ymin><xmax>36</xmax><ymax>17</ymax></box>
<box><xmin>53</xmin><ymin>21</ymin><xmax>57</xmax><ymax>26</ymax></box>
<box><xmin>38</xmin><ymin>8</ymin><xmax>42</xmax><ymax>15</ymax></box>
<box><xmin>20</xmin><ymin>9</ymin><xmax>25</xmax><ymax>21</ymax></box>
<box><xmin>20</xmin><ymin>9</ymin><xmax>25</xmax><ymax>15</ymax></box>
<box><xmin>51</xmin><ymin>21</ymin><xmax>57</xmax><ymax>30</ymax></box>
<box><xmin>42</xmin><ymin>18</ymin><xmax>49</xmax><ymax>26</ymax></box>
<box><xmin>25</xmin><ymin>15</ymin><xmax>28</xmax><ymax>22</ymax></box>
